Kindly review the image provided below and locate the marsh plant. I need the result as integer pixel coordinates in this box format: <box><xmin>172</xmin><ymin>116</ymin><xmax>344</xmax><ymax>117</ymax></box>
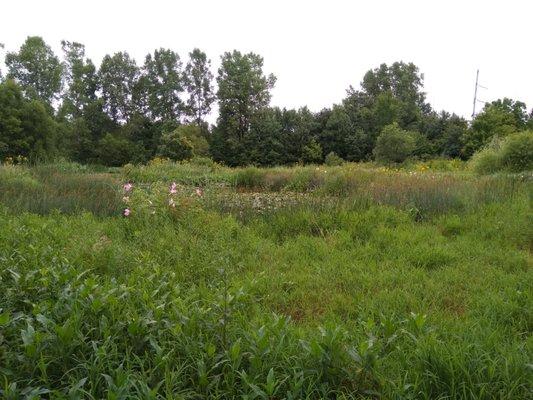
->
<box><xmin>0</xmin><ymin>162</ymin><xmax>531</xmax><ymax>399</ymax></box>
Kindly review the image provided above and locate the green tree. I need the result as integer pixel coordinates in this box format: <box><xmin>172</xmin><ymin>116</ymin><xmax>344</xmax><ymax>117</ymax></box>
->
<box><xmin>373</xmin><ymin>122</ymin><xmax>416</xmax><ymax>164</ymax></box>
<box><xmin>99</xmin><ymin>52</ymin><xmax>139</xmax><ymax>122</ymax></box>
<box><xmin>157</xmin><ymin>129</ymin><xmax>194</xmax><ymax>161</ymax></box>
<box><xmin>499</xmin><ymin>131</ymin><xmax>533</xmax><ymax>172</ymax></box>
<box><xmin>96</xmin><ymin>132</ymin><xmax>137</xmax><ymax>166</ymax></box>
<box><xmin>60</xmin><ymin>41</ymin><xmax>98</xmax><ymax>119</ymax></box>
<box><xmin>212</xmin><ymin>51</ymin><xmax>276</xmax><ymax>166</ymax></box>
<box><xmin>278</xmin><ymin>107</ymin><xmax>319</xmax><ymax>165</ymax></box>
<box><xmin>0</xmin><ymin>80</ymin><xmax>57</xmax><ymax>161</ymax></box>
<box><xmin>119</xmin><ymin>114</ymin><xmax>161</xmax><ymax>162</ymax></box>
<box><xmin>175</xmin><ymin>124</ymin><xmax>210</xmax><ymax>157</ymax></box>
<box><xmin>302</xmin><ymin>138</ymin><xmax>323</xmax><ymax>164</ymax></box>
<box><xmin>362</xmin><ymin>62</ymin><xmax>428</xmax><ymax>111</ymax></box>
<box><xmin>5</xmin><ymin>36</ymin><xmax>63</xmax><ymax>105</ymax></box>
<box><xmin>0</xmin><ymin>79</ymin><xmax>25</xmax><ymax>159</ymax></box>
<box><xmin>184</xmin><ymin>49</ymin><xmax>215</xmax><ymax>125</ymax></box>
<box><xmin>143</xmin><ymin>48</ymin><xmax>184</xmax><ymax>123</ymax></box>
<box><xmin>463</xmin><ymin>98</ymin><xmax>527</xmax><ymax>157</ymax></box>
<box><xmin>247</xmin><ymin>107</ymin><xmax>284</xmax><ymax>166</ymax></box>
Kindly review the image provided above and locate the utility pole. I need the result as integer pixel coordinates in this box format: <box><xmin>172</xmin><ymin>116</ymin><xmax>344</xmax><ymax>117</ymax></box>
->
<box><xmin>472</xmin><ymin>69</ymin><xmax>479</xmax><ymax>118</ymax></box>
<box><xmin>471</xmin><ymin>69</ymin><xmax>487</xmax><ymax>118</ymax></box>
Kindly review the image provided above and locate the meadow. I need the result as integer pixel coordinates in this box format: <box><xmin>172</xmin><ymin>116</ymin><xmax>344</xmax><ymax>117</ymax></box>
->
<box><xmin>0</xmin><ymin>160</ymin><xmax>531</xmax><ymax>399</ymax></box>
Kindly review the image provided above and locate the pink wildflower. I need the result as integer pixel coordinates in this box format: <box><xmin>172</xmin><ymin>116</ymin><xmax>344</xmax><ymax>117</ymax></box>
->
<box><xmin>195</xmin><ymin>187</ymin><xmax>204</xmax><ymax>197</ymax></box>
<box><xmin>169</xmin><ymin>182</ymin><xmax>178</xmax><ymax>194</ymax></box>
<box><xmin>123</xmin><ymin>182</ymin><xmax>133</xmax><ymax>192</ymax></box>
<box><xmin>123</xmin><ymin>208</ymin><xmax>131</xmax><ymax>217</ymax></box>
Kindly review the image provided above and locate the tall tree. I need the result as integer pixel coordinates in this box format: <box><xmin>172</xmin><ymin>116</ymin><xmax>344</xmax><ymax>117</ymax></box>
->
<box><xmin>99</xmin><ymin>52</ymin><xmax>139</xmax><ymax>122</ymax></box>
<box><xmin>143</xmin><ymin>48</ymin><xmax>184</xmax><ymax>123</ymax></box>
<box><xmin>5</xmin><ymin>36</ymin><xmax>63</xmax><ymax>105</ymax></box>
<box><xmin>184</xmin><ymin>49</ymin><xmax>215</xmax><ymax>125</ymax></box>
<box><xmin>60</xmin><ymin>40</ymin><xmax>98</xmax><ymax>119</ymax></box>
<box><xmin>361</xmin><ymin>61</ymin><xmax>429</xmax><ymax>128</ymax></box>
<box><xmin>0</xmin><ymin>79</ymin><xmax>57</xmax><ymax>161</ymax></box>
<box><xmin>212</xmin><ymin>51</ymin><xmax>275</xmax><ymax>165</ymax></box>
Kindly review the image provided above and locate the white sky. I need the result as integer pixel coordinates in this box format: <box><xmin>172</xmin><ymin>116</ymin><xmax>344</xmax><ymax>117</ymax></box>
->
<box><xmin>1</xmin><ymin>0</ymin><xmax>532</xmax><ymax>122</ymax></box>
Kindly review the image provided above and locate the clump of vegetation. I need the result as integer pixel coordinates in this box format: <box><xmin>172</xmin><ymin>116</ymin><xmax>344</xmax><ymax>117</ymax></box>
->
<box><xmin>373</xmin><ymin>123</ymin><xmax>416</xmax><ymax>164</ymax></box>
<box><xmin>325</xmin><ymin>151</ymin><xmax>344</xmax><ymax>166</ymax></box>
<box><xmin>470</xmin><ymin>131</ymin><xmax>533</xmax><ymax>174</ymax></box>
<box><xmin>499</xmin><ymin>130</ymin><xmax>533</xmax><ymax>172</ymax></box>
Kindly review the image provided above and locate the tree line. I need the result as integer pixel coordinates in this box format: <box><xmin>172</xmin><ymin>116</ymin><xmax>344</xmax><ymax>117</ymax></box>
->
<box><xmin>1</xmin><ymin>36</ymin><xmax>532</xmax><ymax>166</ymax></box>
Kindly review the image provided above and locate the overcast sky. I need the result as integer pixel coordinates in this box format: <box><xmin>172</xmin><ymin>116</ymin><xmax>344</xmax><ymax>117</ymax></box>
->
<box><xmin>1</xmin><ymin>0</ymin><xmax>532</xmax><ymax>121</ymax></box>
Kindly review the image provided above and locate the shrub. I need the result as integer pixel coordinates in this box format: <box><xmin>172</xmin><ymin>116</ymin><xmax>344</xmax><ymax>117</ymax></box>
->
<box><xmin>324</xmin><ymin>151</ymin><xmax>344</xmax><ymax>166</ymax></box>
<box><xmin>96</xmin><ymin>133</ymin><xmax>137</xmax><ymax>167</ymax></box>
<box><xmin>175</xmin><ymin>124</ymin><xmax>210</xmax><ymax>157</ymax></box>
<box><xmin>470</xmin><ymin>147</ymin><xmax>502</xmax><ymax>174</ymax></box>
<box><xmin>157</xmin><ymin>130</ymin><xmax>194</xmax><ymax>161</ymax></box>
<box><xmin>373</xmin><ymin>123</ymin><xmax>416</xmax><ymax>164</ymax></box>
<box><xmin>499</xmin><ymin>131</ymin><xmax>533</xmax><ymax>172</ymax></box>
<box><xmin>470</xmin><ymin>131</ymin><xmax>532</xmax><ymax>174</ymax></box>
<box><xmin>189</xmin><ymin>156</ymin><xmax>216</xmax><ymax>168</ymax></box>
<box><xmin>302</xmin><ymin>139</ymin><xmax>323</xmax><ymax>164</ymax></box>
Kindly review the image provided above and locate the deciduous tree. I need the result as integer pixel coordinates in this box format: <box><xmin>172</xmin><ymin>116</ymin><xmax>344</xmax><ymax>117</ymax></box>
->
<box><xmin>5</xmin><ymin>36</ymin><xmax>63</xmax><ymax>106</ymax></box>
<box><xmin>184</xmin><ymin>49</ymin><xmax>215</xmax><ymax>125</ymax></box>
<box><xmin>99</xmin><ymin>52</ymin><xmax>139</xmax><ymax>122</ymax></box>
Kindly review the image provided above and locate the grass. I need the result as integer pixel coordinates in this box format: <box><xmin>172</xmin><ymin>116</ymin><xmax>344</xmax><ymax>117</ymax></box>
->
<box><xmin>0</xmin><ymin>161</ymin><xmax>531</xmax><ymax>399</ymax></box>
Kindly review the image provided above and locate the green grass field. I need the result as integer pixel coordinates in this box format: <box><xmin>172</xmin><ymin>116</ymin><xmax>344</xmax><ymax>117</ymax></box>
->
<box><xmin>0</xmin><ymin>161</ymin><xmax>531</xmax><ymax>399</ymax></box>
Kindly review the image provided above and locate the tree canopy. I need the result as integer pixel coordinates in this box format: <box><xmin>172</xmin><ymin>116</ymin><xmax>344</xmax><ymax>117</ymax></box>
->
<box><xmin>1</xmin><ymin>36</ymin><xmax>532</xmax><ymax>167</ymax></box>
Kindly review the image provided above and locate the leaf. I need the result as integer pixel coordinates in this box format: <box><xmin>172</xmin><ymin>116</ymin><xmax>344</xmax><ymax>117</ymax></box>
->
<box><xmin>0</xmin><ymin>312</ymin><xmax>10</xmax><ymax>326</ymax></box>
<box><xmin>21</xmin><ymin>323</ymin><xmax>35</xmax><ymax>346</ymax></box>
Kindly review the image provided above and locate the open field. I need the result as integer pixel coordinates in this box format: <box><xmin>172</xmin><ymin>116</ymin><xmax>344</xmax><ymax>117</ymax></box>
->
<box><xmin>0</xmin><ymin>161</ymin><xmax>532</xmax><ymax>399</ymax></box>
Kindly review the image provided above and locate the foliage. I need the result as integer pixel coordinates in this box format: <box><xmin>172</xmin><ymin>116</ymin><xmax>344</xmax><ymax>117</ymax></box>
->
<box><xmin>324</xmin><ymin>151</ymin><xmax>344</xmax><ymax>166</ymax></box>
<box><xmin>212</xmin><ymin>50</ymin><xmax>276</xmax><ymax>166</ymax></box>
<box><xmin>59</xmin><ymin>40</ymin><xmax>98</xmax><ymax>119</ymax></box>
<box><xmin>0</xmin><ymin>163</ymin><xmax>531</xmax><ymax>398</ymax></box>
<box><xmin>373</xmin><ymin>122</ymin><xmax>416</xmax><ymax>163</ymax></box>
<box><xmin>470</xmin><ymin>131</ymin><xmax>533</xmax><ymax>174</ymax></box>
<box><xmin>499</xmin><ymin>130</ymin><xmax>533</xmax><ymax>172</ymax></box>
<box><xmin>5</xmin><ymin>36</ymin><xmax>63</xmax><ymax>105</ymax></box>
<box><xmin>96</xmin><ymin>132</ymin><xmax>139</xmax><ymax>167</ymax></box>
<box><xmin>143</xmin><ymin>48</ymin><xmax>184</xmax><ymax>123</ymax></box>
<box><xmin>157</xmin><ymin>129</ymin><xmax>194</xmax><ymax>161</ymax></box>
<box><xmin>99</xmin><ymin>52</ymin><xmax>140</xmax><ymax>122</ymax></box>
<box><xmin>184</xmin><ymin>48</ymin><xmax>216</xmax><ymax>124</ymax></box>
<box><xmin>1</xmin><ymin>36</ymin><xmax>531</xmax><ymax>168</ymax></box>
<box><xmin>463</xmin><ymin>98</ymin><xmax>530</xmax><ymax>157</ymax></box>
<box><xmin>0</xmin><ymin>80</ymin><xmax>58</xmax><ymax>162</ymax></box>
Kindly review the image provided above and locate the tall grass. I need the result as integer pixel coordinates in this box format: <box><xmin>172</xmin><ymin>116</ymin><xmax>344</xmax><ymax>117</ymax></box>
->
<box><xmin>0</xmin><ymin>164</ymin><xmax>121</xmax><ymax>215</ymax></box>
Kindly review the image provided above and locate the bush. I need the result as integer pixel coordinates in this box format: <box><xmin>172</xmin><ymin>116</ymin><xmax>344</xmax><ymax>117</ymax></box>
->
<box><xmin>470</xmin><ymin>147</ymin><xmax>502</xmax><ymax>174</ymax></box>
<box><xmin>96</xmin><ymin>133</ymin><xmax>138</xmax><ymax>167</ymax></box>
<box><xmin>157</xmin><ymin>130</ymin><xmax>194</xmax><ymax>161</ymax></box>
<box><xmin>302</xmin><ymin>139</ymin><xmax>323</xmax><ymax>164</ymax></box>
<box><xmin>324</xmin><ymin>151</ymin><xmax>344</xmax><ymax>166</ymax></box>
<box><xmin>499</xmin><ymin>131</ymin><xmax>533</xmax><ymax>172</ymax></box>
<box><xmin>189</xmin><ymin>156</ymin><xmax>216</xmax><ymax>168</ymax></box>
<box><xmin>175</xmin><ymin>124</ymin><xmax>210</xmax><ymax>157</ymax></box>
<box><xmin>470</xmin><ymin>131</ymin><xmax>532</xmax><ymax>174</ymax></box>
<box><xmin>374</xmin><ymin>123</ymin><xmax>416</xmax><ymax>164</ymax></box>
